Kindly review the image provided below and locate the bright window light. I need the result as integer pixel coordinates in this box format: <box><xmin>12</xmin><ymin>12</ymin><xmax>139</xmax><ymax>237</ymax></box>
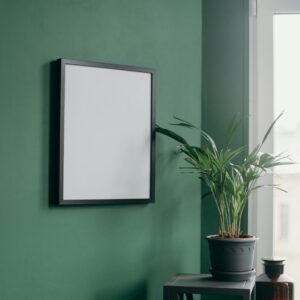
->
<box><xmin>274</xmin><ymin>14</ymin><xmax>300</xmax><ymax>298</ymax></box>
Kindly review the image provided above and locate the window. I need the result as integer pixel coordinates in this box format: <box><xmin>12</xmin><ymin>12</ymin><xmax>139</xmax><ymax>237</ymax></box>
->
<box><xmin>249</xmin><ymin>0</ymin><xmax>300</xmax><ymax>297</ymax></box>
<box><xmin>277</xmin><ymin>203</ymin><xmax>289</xmax><ymax>241</ymax></box>
<box><xmin>274</xmin><ymin>13</ymin><xmax>300</xmax><ymax>292</ymax></box>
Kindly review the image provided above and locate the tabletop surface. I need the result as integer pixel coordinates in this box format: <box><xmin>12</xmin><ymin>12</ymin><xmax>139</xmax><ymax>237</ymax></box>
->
<box><xmin>164</xmin><ymin>273</ymin><xmax>256</xmax><ymax>293</ymax></box>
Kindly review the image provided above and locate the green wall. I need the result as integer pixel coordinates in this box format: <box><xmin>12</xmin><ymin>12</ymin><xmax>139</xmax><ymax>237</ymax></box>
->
<box><xmin>0</xmin><ymin>1</ymin><xmax>202</xmax><ymax>299</ymax></box>
<box><xmin>201</xmin><ymin>0</ymin><xmax>249</xmax><ymax>298</ymax></box>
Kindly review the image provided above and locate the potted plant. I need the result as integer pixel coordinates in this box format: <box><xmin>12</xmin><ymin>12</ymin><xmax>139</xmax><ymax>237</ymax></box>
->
<box><xmin>156</xmin><ymin>114</ymin><xmax>293</xmax><ymax>281</ymax></box>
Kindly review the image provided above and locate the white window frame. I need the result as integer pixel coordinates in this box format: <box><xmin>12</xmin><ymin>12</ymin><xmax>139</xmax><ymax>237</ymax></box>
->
<box><xmin>248</xmin><ymin>0</ymin><xmax>300</xmax><ymax>273</ymax></box>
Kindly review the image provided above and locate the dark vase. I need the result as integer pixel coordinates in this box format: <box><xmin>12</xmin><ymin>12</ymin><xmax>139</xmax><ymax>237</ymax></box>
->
<box><xmin>256</xmin><ymin>257</ymin><xmax>294</xmax><ymax>300</ymax></box>
<box><xmin>206</xmin><ymin>235</ymin><xmax>257</xmax><ymax>281</ymax></box>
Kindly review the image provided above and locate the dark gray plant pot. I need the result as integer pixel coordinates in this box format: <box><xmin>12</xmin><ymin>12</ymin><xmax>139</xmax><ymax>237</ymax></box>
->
<box><xmin>206</xmin><ymin>235</ymin><xmax>258</xmax><ymax>281</ymax></box>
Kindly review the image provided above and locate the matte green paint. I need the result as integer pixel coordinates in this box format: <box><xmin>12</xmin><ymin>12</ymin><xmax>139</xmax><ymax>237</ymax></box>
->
<box><xmin>201</xmin><ymin>0</ymin><xmax>249</xmax><ymax>299</ymax></box>
<box><xmin>0</xmin><ymin>1</ymin><xmax>202</xmax><ymax>299</ymax></box>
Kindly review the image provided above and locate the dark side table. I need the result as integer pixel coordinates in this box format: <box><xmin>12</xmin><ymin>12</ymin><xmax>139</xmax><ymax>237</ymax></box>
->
<box><xmin>163</xmin><ymin>273</ymin><xmax>256</xmax><ymax>300</ymax></box>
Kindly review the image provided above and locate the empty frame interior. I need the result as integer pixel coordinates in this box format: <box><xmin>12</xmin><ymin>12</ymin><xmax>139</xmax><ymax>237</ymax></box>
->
<box><xmin>60</xmin><ymin>59</ymin><xmax>154</xmax><ymax>204</ymax></box>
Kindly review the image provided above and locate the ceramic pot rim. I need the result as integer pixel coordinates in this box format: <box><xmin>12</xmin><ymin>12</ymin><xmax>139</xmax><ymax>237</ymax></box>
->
<box><xmin>206</xmin><ymin>234</ymin><xmax>259</xmax><ymax>242</ymax></box>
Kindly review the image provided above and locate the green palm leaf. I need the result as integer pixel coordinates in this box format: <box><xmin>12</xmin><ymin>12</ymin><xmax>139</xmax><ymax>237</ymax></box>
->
<box><xmin>155</xmin><ymin>114</ymin><xmax>294</xmax><ymax>238</ymax></box>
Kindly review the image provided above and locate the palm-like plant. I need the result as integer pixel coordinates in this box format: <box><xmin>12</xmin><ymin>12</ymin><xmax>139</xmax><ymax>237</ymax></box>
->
<box><xmin>156</xmin><ymin>114</ymin><xmax>293</xmax><ymax>239</ymax></box>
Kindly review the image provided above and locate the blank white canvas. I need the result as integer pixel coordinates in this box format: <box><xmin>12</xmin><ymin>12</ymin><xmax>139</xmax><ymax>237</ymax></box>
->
<box><xmin>63</xmin><ymin>64</ymin><xmax>151</xmax><ymax>200</ymax></box>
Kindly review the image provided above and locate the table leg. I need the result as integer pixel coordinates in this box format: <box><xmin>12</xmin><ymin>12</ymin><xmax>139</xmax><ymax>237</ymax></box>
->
<box><xmin>185</xmin><ymin>293</ymin><xmax>194</xmax><ymax>300</ymax></box>
<box><xmin>163</xmin><ymin>287</ymin><xmax>181</xmax><ymax>300</ymax></box>
<box><xmin>251</xmin><ymin>286</ymin><xmax>256</xmax><ymax>300</ymax></box>
<box><xmin>163</xmin><ymin>286</ymin><xmax>170</xmax><ymax>300</ymax></box>
<box><xmin>171</xmin><ymin>292</ymin><xmax>193</xmax><ymax>300</ymax></box>
<box><xmin>243</xmin><ymin>292</ymin><xmax>251</xmax><ymax>300</ymax></box>
<box><xmin>177</xmin><ymin>293</ymin><xmax>184</xmax><ymax>300</ymax></box>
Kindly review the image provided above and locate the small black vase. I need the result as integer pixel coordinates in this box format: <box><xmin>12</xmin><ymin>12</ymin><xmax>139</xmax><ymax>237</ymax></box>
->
<box><xmin>206</xmin><ymin>235</ymin><xmax>257</xmax><ymax>281</ymax></box>
<box><xmin>256</xmin><ymin>257</ymin><xmax>294</xmax><ymax>300</ymax></box>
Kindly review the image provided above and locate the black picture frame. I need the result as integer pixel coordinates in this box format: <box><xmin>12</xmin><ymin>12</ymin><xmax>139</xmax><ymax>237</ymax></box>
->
<box><xmin>59</xmin><ymin>59</ymin><xmax>155</xmax><ymax>205</ymax></box>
